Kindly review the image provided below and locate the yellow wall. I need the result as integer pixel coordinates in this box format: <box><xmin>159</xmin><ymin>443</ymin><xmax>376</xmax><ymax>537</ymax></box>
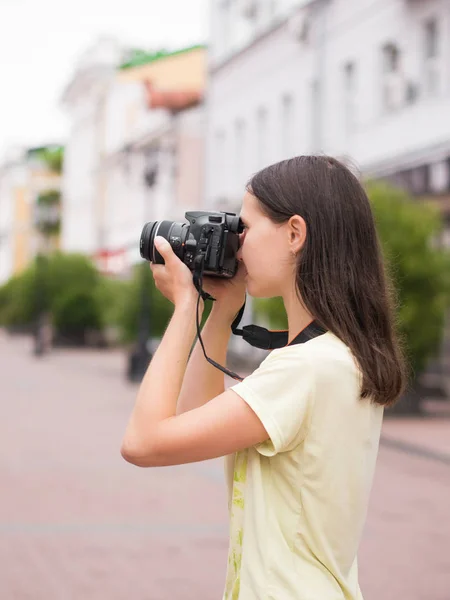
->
<box><xmin>12</xmin><ymin>168</ymin><xmax>62</xmax><ymax>276</ymax></box>
<box><xmin>13</xmin><ymin>186</ymin><xmax>31</xmax><ymax>274</ymax></box>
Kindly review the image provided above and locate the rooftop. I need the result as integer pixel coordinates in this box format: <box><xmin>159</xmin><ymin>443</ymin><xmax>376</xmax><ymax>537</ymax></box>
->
<box><xmin>119</xmin><ymin>44</ymin><xmax>205</xmax><ymax>70</ymax></box>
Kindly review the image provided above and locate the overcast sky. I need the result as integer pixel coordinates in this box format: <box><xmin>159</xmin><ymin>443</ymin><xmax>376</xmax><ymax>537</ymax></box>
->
<box><xmin>0</xmin><ymin>0</ymin><xmax>209</xmax><ymax>158</ymax></box>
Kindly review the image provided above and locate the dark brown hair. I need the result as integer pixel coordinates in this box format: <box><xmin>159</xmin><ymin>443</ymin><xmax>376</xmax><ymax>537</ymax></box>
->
<box><xmin>247</xmin><ymin>155</ymin><xmax>409</xmax><ymax>406</ymax></box>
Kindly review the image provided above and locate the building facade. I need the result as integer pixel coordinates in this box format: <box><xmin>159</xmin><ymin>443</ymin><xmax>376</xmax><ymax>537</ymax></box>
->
<box><xmin>61</xmin><ymin>39</ymin><xmax>206</xmax><ymax>276</ymax></box>
<box><xmin>206</xmin><ymin>0</ymin><xmax>450</xmax><ymax>373</ymax></box>
<box><xmin>206</xmin><ymin>0</ymin><xmax>450</xmax><ymax>226</ymax></box>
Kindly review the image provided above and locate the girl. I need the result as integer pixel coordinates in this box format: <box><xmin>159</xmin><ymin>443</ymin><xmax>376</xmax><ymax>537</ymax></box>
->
<box><xmin>121</xmin><ymin>155</ymin><xmax>408</xmax><ymax>600</ymax></box>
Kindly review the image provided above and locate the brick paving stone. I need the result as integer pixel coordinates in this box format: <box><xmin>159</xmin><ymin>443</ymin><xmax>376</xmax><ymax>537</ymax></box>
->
<box><xmin>1</xmin><ymin>332</ymin><xmax>449</xmax><ymax>600</ymax></box>
<box><xmin>382</xmin><ymin>414</ymin><xmax>450</xmax><ymax>458</ymax></box>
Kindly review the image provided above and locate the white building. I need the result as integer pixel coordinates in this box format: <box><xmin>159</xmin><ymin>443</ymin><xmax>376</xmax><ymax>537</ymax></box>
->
<box><xmin>61</xmin><ymin>38</ymin><xmax>130</xmax><ymax>263</ymax></box>
<box><xmin>0</xmin><ymin>153</ymin><xmax>24</xmax><ymax>284</ymax></box>
<box><xmin>206</xmin><ymin>0</ymin><xmax>450</xmax><ymax>228</ymax></box>
<box><xmin>206</xmin><ymin>0</ymin><xmax>450</xmax><ymax>372</ymax></box>
<box><xmin>61</xmin><ymin>39</ymin><xmax>206</xmax><ymax>276</ymax></box>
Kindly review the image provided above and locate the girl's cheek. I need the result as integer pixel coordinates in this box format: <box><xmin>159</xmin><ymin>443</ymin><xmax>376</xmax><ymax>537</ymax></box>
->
<box><xmin>241</xmin><ymin>231</ymin><xmax>249</xmax><ymax>254</ymax></box>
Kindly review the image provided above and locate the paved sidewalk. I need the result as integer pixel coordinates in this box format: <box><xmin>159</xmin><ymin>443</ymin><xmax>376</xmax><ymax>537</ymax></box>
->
<box><xmin>382</xmin><ymin>406</ymin><xmax>450</xmax><ymax>461</ymax></box>
<box><xmin>1</xmin><ymin>332</ymin><xmax>449</xmax><ymax>600</ymax></box>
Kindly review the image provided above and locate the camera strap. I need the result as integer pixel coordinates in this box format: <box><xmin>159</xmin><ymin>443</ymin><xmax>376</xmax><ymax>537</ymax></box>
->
<box><xmin>193</xmin><ymin>255</ymin><xmax>215</xmax><ymax>302</ymax></box>
<box><xmin>231</xmin><ymin>300</ymin><xmax>327</xmax><ymax>350</ymax></box>
<box><xmin>193</xmin><ymin>256</ymin><xmax>327</xmax><ymax>382</ymax></box>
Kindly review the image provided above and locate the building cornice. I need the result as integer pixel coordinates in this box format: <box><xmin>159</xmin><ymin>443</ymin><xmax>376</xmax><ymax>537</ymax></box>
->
<box><xmin>209</xmin><ymin>15</ymin><xmax>290</xmax><ymax>75</ymax></box>
<box><xmin>362</xmin><ymin>140</ymin><xmax>450</xmax><ymax>178</ymax></box>
<box><xmin>209</xmin><ymin>0</ymin><xmax>320</xmax><ymax>75</ymax></box>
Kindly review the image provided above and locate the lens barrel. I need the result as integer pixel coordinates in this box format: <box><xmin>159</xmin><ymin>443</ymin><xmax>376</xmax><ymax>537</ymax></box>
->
<box><xmin>140</xmin><ymin>220</ymin><xmax>185</xmax><ymax>263</ymax></box>
<box><xmin>139</xmin><ymin>222</ymin><xmax>156</xmax><ymax>261</ymax></box>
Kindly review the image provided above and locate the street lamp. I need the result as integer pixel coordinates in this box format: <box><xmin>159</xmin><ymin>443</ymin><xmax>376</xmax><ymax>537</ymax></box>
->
<box><xmin>126</xmin><ymin>261</ymin><xmax>153</xmax><ymax>382</ymax></box>
<box><xmin>33</xmin><ymin>198</ymin><xmax>59</xmax><ymax>356</ymax></box>
<box><xmin>126</xmin><ymin>148</ymin><xmax>158</xmax><ymax>382</ymax></box>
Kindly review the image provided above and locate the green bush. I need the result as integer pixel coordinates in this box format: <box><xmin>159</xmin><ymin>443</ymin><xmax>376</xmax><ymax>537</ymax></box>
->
<box><xmin>0</xmin><ymin>252</ymin><xmax>103</xmax><ymax>339</ymax></box>
<box><xmin>0</xmin><ymin>251</ymin><xmax>239</xmax><ymax>346</ymax></box>
<box><xmin>52</xmin><ymin>289</ymin><xmax>103</xmax><ymax>338</ymax></box>
<box><xmin>45</xmin><ymin>252</ymin><xmax>101</xmax><ymax>299</ymax></box>
<box><xmin>0</xmin><ymin>261</ymin><xmax>42</xmax><ymax>328</ymax></box>
<box><xmin>94</xmin><ymin>275</ymin><xmax>130</xmax><ymax>330</ymax></box>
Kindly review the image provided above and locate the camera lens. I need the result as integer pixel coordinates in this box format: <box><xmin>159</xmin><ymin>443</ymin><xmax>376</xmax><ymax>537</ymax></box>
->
<box><xmin>139</xmin><ymin>220</ymin><xmax>187</xmax><ymax>263</ymax></box>
<box><xmin>140</xmin><ymin>222</ymin><xmax>157</xmax><ymax>261</ymax></box>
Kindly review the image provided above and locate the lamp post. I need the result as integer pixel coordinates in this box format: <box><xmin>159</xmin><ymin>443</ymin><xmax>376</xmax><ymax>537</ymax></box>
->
<box><xmin>126</xmin><ymin>261</ymin><xmax>152</xmax><ymax>382</ymax></box>
<box><xmin>33</xmin><ymin>251</ymin><xmax>47</xmax><ymax>356</ymax></box>
<box><xmin>33</xmin><ymin>198</ymin><xmax>59</xmax><ymax>356</ymax></box>
<box><xmin>126</xmin><ymin>147</ymin><xmax>159</xmax><ymax>382</ymax></box>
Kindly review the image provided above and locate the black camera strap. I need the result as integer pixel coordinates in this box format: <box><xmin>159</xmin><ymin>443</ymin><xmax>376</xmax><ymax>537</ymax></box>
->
<box><xmin>231</xmin><ymin>300</ymin><xmax>328</xmax><ymax>349</ymax></box>
<box><xmin>193</xmin><ymin>254</ymin><xmax>215</xmax><ymax>302</ymax></box>
<box><xmin>193</xmin><ymin>256</ymin><xmax>327</xmax><ymax>382</ymax></box>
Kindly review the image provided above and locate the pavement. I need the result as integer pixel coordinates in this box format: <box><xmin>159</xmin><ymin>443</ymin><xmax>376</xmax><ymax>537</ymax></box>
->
<box><xmin>1</xmin><ymin>331</ymin><xmax>449</xmax><ymax>600</ymax></box>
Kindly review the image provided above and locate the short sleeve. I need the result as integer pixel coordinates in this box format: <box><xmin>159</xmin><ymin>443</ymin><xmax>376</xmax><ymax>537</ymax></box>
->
<box><xmin>229</xmin><ymin>348</ymin><xmax>315</xmax><ymax>456</ymax></box>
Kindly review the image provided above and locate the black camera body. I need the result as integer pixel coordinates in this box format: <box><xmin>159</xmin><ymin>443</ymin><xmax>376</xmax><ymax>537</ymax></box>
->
<box><xmin>140</xmin><ymin>211</ymin><xmax>244</xmax><ymax>278</ymax></box>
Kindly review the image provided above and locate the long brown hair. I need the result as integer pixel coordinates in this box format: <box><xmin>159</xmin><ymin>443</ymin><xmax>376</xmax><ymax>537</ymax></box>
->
<box><xmin>248</xmin><ymin>155</ymin><xmax>409</xmax><ymax>406</ymax></box>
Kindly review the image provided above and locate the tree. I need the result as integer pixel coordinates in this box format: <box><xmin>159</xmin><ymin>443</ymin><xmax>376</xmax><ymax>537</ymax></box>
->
<box><xmin>36</xmin><ymin>146</ymin><xmax>64</xmax><ymax>174</ymax></box>
<box><xmin>368</xmin><ymin>181</ymin><xmax>450</xmax><ymax>378</ymax></box>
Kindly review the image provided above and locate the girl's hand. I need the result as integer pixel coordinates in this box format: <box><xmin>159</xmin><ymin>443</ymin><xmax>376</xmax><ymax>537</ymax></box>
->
<box><xmin>201</xmin><ymin>262</ymin><xmax>247</xmax><ymax>323</ymax></box>
<box><xmin>150</xmin><ymin>237</ymin><xmax>201</xmax><ymax>309</ymax></box>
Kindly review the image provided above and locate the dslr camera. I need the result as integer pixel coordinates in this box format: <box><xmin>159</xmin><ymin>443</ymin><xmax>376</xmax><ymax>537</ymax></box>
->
<box><xmin>140</xmin><ymin>211</ymin><xmax>244</xmax><ymax>278</ymax></box>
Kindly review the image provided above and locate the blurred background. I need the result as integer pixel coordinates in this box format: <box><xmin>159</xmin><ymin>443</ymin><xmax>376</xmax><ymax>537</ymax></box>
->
<box><xmin>0</xmin><ymin>1</ymin><xmax>449</xmax><ymax>599</ymax></box>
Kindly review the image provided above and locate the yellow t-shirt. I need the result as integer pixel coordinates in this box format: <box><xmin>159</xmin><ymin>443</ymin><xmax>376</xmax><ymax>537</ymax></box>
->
<box><xmin>224</xmin><ymin>331</ymin><xmax>384</xmax><ymax>600</ymax></box>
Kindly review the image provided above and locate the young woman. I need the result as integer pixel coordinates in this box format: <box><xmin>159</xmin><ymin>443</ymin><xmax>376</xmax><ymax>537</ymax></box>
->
<box><xmin>121</xmin><ymin>155</ymin><xmax>408</xmax><ymax>600</ymax></box>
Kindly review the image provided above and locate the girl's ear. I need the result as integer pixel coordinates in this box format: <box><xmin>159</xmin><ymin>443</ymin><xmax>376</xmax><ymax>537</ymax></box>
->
<box><xmin>288</xmin><ymin>215</ymin><xmax>306</xmax><ymax>255</ymax></box>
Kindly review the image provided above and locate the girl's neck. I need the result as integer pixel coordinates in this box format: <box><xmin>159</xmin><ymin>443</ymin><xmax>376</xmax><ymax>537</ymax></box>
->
<box><xmin>282</xmin><ymin>287</ymin><xmax>315</xmax><ymax>345</ymax></box>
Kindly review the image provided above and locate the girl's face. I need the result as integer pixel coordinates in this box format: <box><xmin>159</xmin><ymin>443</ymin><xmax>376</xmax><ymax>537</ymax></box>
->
<box><xmin>237</xmin><ymin>192</ymin><xmax>303</xmax><ymax>299</ymax></box>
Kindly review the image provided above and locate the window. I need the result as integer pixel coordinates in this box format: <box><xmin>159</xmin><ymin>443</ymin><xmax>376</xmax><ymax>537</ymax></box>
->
<box><xmin>241</xmin><ymin>0</ymin><xmax>258</xmax><ymax>20</ymax></box>
<box><xmin>425</xmin><ymin>19</ymin><xmax>438</xmax><ymax>59</ymax></box>
<box><xmin>256</xmin><ymin>107</ymin><xmax>267</xmax><ymax>168</ymax></box>
<box><xmin>219</xmin><ymin>0</ymin><xmax>233</xmax><ymax>54</ymax></box>
<box><xmin>343</xmin><ymin>62</ymin><xmax>356</xmax><ymax>134</ymax></box>
<box><xmin>215</xmin><ymin>130</ymin><xmax>227</xmax><ymax>195</ymax></box>
<box><xmin>235</xmin><ymin>119</ymin><xmax>246</xmax><ymax>184</ymax></box>
<box><xmin>410</xmin><ymin>165</ymin><xmax>430</xmax><ymax>196</ymax></box>
<box><xmin>311</xmin><ymin>79</ymin><xmax>321</xmax><ymax>151</ymax></box>
<box><xmin>446</xmin><ymin>158</ymin><xmax>450</xmax><ymax>192</ymax></box>
<box><xmin>383</xmin><ymin>43</ymin><xmax>400</xmax><ymax>72</ymax></box>
<box><xmin>424</xmin><ymin>18</ymin><xmax>440</xmax><ymax>95</ymax></box>
<box><xmin>281</xmin><ymin>94</ymin><xmax>294</xmax><ymax>158</ymax></box>
<box><xmin>381</xmin><ymin>43</ymin><xmax>403</xmax><ymax>112</ymax></box>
